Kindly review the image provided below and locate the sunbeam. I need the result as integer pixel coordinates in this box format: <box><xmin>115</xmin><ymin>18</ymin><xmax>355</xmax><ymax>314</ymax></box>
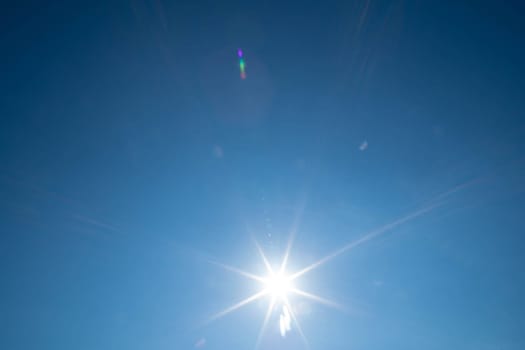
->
<box><xmin>279</xmin><ymin>233</ymin><xmax>294</xmax><ymax>274</ymax></box>
<box><xmin>255</xmin><ymin>240</ymin><xmax>274</xmax><ymax>274</ymax></box>
<box><xmin>209</xmin><ymin>261</ymin><xmax>266</xmax><ymax>283</ymax></box>
<box><xmin>208</xmin><ymin>188</ymin><xmax>470</xmax><ymax>347</ymax></box>
<box><xmin>280</xmin><ymin>198</ymin><xmax>306</xmax><ymax>274</ymax></box>
<box><xmin>255</xmin><ymin>297</ymin><xmax>276</xmax><ymax>350</ymax></box>
<box><xmin>290</xmin><ymin>201</ymin><xmax>443</xmax><ymax>281</ymax></box>
<box><xmin>208</xmin><ymin>290</ymin><xmax>268</xmax><ymax>322</ymax></box>
<box><xmin>290</xmin><ymin>288</ymin><xmax>343</xmax><ymax>310</ymax></box>
<box><xmin>284</xmin><ymin>297</ymin><xmax>309</xmax><ymax>348</ymax></box>
<box><xmin>210</xmin><ymin>240</ymin><xmax>332</xmax><ymax>346</ymax></box>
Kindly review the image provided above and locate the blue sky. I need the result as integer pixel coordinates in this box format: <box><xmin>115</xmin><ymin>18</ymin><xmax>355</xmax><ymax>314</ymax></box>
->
<box><xmin>1</xmin><ymin>1</ymin><xmax>525</xmax><ymax>349</ymax></box>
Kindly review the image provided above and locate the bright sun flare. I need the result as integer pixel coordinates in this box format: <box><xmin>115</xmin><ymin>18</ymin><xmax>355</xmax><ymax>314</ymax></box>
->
<box><xmin>208</xmin><ymin>196</ymin><xmax>449</xmax><ymax>349</ymax></box>
<box><xmin>208</xmin><ymin>239</ymin><xmax>343</xmax><ymax>348</ymax></box>
<box><xmin>264</xmin><ymin>272</ymin><xmax>292</xmax><ymax>299</ymax></box>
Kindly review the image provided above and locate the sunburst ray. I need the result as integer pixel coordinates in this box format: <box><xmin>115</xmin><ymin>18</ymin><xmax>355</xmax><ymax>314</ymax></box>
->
<box><xmin>280</xmin><ymin>199</ymin><xmax>306</xmax><ymax>274</ymax></box>
<box><xmin>255</xmin><ymin>240</ymin><xmax>274</xmax><ymax>274</ymax></box>
<box><xmin>284</xmin><ymin>297</ymin><xmax>309</xmax><ymax>348</ymax></box>
<box><xmin>210</xmin><ymin>260</ymin><xmax>266</xmax><ymax>283</ymax></box>
<box><xmin>255</xmin><ymin>297</ymin><xmax>276</xmax><ymax>350</ymax></box>
<box><xmin>290</xmin><ymin>202</ymin><xmax>442</xmax><ymax>281</ymax></box>
<box><xmin>206</xmin><ymin>183</ymin><xmax>475</xmax><ymax>347</ymax></box>
<box><xmin>290</xmin><ymin>288</ymin><xmax>343</xmax><ymax>310</ymax></box>
<box><xmin>208</xmin><ymin>289</ymin><xmax>268</xmax><ymax>322</ymax></box>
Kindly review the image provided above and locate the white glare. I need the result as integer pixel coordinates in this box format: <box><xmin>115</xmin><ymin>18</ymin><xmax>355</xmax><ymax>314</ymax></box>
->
<box><xmin>208</xmin><ymin>241</ymin><xmax>336</xmax><ymax>348</ymax></box>
<box><xmin>279</xmin><ymin>305</ymin><xmax>291</xmax><ymax>337</ymax></box>
<box><xmin>208</xmin><ymin>194</ymin><xmax>455</xmax><ymax>348</ymax></box>
<box><xmin>265</xmin><ymin>272</ymin><xmax>292</xmax><ymax>299</ymax></box>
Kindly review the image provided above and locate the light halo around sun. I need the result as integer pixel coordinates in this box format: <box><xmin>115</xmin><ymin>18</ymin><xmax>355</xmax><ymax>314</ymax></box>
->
<box><xmin>207</xmin><ymin>195</ymin><xmax>453</xmax><ymax>348</ymax></box>
<box><xmin>263</xmin><ymin>271</ymin><xmax>293</xmax><ymax>300</ymax></box>
<box><xmin>207</xmin><ymin>238</ymin><xmax>342</xmax><ymax>348</ymax></box>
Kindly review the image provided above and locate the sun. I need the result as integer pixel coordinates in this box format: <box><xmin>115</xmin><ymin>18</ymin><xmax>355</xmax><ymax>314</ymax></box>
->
<box><xmin>264</xmin><ymin>272</ymin><xmax>292</xmax><ymax>299</ymax></box>
<box><xmin>208</xmin><ymin>239</ymin><xmax>342</xmax><ymax>348</ymax></box>
<box><xmin>207</xmin><ymin>197</ymin><xmax>448</xmax><ymax>348</ymax></box>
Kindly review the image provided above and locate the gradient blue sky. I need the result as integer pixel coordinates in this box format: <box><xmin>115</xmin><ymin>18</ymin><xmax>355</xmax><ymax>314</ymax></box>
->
<box><xmin>1</xmin><ymin>1</ymin><xmax>525</xmax><ymax>349</ymax></box>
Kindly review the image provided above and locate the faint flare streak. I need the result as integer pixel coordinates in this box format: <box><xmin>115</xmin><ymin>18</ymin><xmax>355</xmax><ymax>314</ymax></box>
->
<box><xmin>428</xmin><ymin>177</ymin><xmax>484</xmax><ymax>205</ymax></box>
<box><xmin>255</xmin><ymin>240</ymin><xmax>273</xmax><ymax>274</ymax></box>
<box><xmin>207</xmin><ymin>184</ymin><xmax>476</xmax><ymax>347</ymax></box>
<box><xmin>208</xmin><ymin>290</ymin><xmax>268</xmax><ymax>322</ymax></box>
<box><xmin>279</xmin><ymin>305</ymin><xmax>291</xmax><ymax>337</ymax></box>
<box><xmin>256</xmin><ymin>297</ymin><xmax>276</xmax><ymax>349</ymax></box>
<box><xmin>280</xmin><ymin>198</ymin><xmax>306</xmax><ymax>274</ymax></box>
<box><xmin>290</xmin><ymin>288</ymin><xmax>342</xmax><ymax>310</ymax></box>
<box><xmin>284</xmin><ymin>297</ymin><xmax>309</xmax><ymax>348</ymax></box>
<box><xmin>209</xmin><ymin>260</ymin><xmax>266</xmax><ymax>283</ymax></box>
<box><xmin>290</xmin><ymin>201</ymin><xmax>443</xmax><ymax>280</ymax></box>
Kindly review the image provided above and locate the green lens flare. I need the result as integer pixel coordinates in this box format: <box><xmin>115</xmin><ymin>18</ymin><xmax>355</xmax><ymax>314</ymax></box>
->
<box><xmin>238</xmin><ymin>51</ymin><xmax>246</xmax><ymax>79</ymax></box>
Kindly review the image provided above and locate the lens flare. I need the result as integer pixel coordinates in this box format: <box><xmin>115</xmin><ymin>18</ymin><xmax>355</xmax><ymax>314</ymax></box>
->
<box><xmin>264</xmin><ymin>272</ymin><xmax>292</xmax><ymax>299</ymax></box>
<box><xmin>207</xmin><ymin>180</ymin><xmax>478</xmax><ymax>348</ymax></box>
<box><xmin>238</xmin><ymin>48</ymin><xmax>247</xmax><ymax>79</ymax></box>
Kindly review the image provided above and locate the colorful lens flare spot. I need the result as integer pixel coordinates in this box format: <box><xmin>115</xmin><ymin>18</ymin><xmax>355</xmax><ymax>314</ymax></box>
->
<box><xmin>238</xmin><ymin>48</ymin><xmax>246</xmax><ymax>79</ymax></box>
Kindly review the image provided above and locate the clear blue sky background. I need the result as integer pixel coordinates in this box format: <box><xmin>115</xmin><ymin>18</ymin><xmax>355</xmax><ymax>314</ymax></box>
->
<box><xmin>1</xmin><ymin>1</ymin><xmax>525</xmax><ymax>349</ymax></box>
